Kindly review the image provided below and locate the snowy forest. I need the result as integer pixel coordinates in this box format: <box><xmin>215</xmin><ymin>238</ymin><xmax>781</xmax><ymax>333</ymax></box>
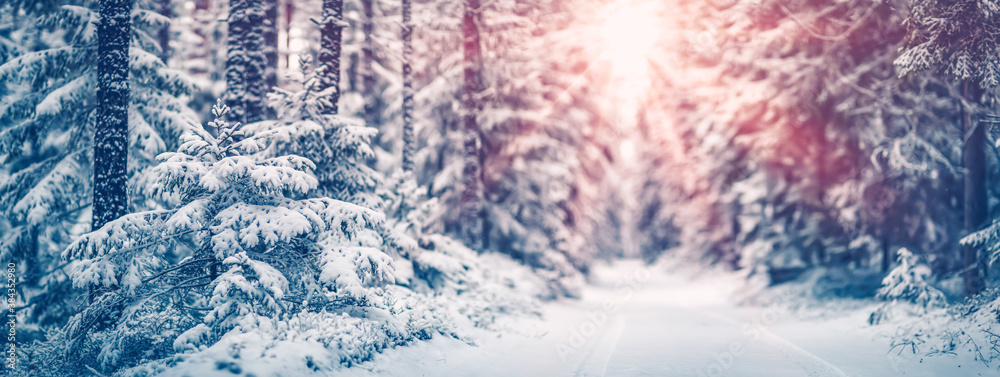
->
<box><xmin>4</xmin><ymin>0</ymin><xmax>1000</xmax><ymax>375</ymax></box>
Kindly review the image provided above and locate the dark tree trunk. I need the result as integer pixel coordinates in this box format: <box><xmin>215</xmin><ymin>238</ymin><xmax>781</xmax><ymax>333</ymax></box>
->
<box><xmin>963</xmin><ymin>81</ymin><xmax>986</xmax><ymax>296</ymax></box>
<box><xmin>460</xmin><ymin>0</ymin><xmax>484</xmax><ymax>249</ymax></box>
<box><xmin>348</xmin><ymin>52</ymin><xmax>360</xmax><ymax>91</ymax></box>
<box><xmin>158</xmin><ymin>0</ymin><xmax>171</xmax><ymax>62</ymax></box>
<box><xmin>881</xmin><ymin>231</ymin><xmax>891</xmax><ymax>273</ymax></box>
<box><xmin>93</xmin><ymin>0</ymin><xmax>133</xmax><ymax>230</ymax></box>
<box><xmin>401</xmin><ymin>0</ymin><xmax>415</xmax><ymax>171</ymax></box>
<box><xmin>283</xmin><ymin>0</ymin><xmax>294</xmax><ymax>70</ymax></box>
<box><xmin>319</xmin><ymin>0</ymin><xmax>344</xmax><ymax>114</ymax></box>
<box><xmin>361</xmin><ymin>0</ymin><xmax>379</xmax><ymax>125</ymax></box>
<box><xmin>264</xmin><ymin>0</ymin><xmax>279</xmax><ymax>116</ymax></box>
<box><xmin>226</xmin><ymin>0</ymin><xmax>268</xmax><ymax>124</ymax></box>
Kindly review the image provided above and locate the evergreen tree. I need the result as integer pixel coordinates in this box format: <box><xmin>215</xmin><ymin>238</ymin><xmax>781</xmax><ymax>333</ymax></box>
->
<box><xmin>896</xmin><ymin>0</ymin><xmax>1000</xmax><ymax>296</ymax></box>
<box><xmin>51</xmin><ymin>101</ymin><xmax>393</xmax><ymax>374</ymax></box>
<box><xmin>0</xmin><ymin>0</ymin><xmax>197</xmax><ymax>328</ymax></box>
<box><xmin>253</xmin><ymin>57</ymin><xmax>382</xmax><ymax>208</ymax></box>
<box><xmin>876</xmin><ymin>247</ymin><xmax>947</xmax><ymax>308</ymax></box>
<box><xmin>640</xmin><ymin>0</ymin><xmax>967</xmax><ymax>289</ymax></box>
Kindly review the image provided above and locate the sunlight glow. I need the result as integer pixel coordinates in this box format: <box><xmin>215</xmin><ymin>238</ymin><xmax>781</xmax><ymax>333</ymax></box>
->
<box><xmin>601</xmin><ymin>4</ymin><xmax>660</xmax><ymax>79</ymax></box>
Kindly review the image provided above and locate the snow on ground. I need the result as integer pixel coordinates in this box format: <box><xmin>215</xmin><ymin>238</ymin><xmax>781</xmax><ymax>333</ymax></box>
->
<box><xmin>340</xmin><ymin>260</ymin><xmax>998</xmax><ymax>376</ymax></box>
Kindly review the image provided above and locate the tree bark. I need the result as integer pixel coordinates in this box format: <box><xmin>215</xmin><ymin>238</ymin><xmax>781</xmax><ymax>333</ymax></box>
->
<box><xmin>283</xmin><ymin>0</ymin><xmax>294</xmax><ymax>71</ymax></box>
<box><xmin>963</xmin><ymin>80</ymin><xmax>986</xmax><ymax>296</ymax></box>
<box><xmin>264</xmin><ymin>0</ymin><xmax>279</xmax><ymax>101</ymax></box>
<box><xmin>460</xmin><ymin>0</ymin><xmax>484</xmax><ymax>249</ymax></box>
<box><xmin>93</xmin><ymin>0</ymin><xmax>133</xmax><ymax>230</ymax></box>
<box><xmin>401</xmin><ymin>0</ymin><xmax>415</xmax><ymax>171</ymax></box>
<box><xmin>881</xmin><ymin>231</ymin><xmax>891</xmax><ymax>273</ymax></box>
<box><xmin>319</xmin><ymin>0</ymin><xmax>344</xmax><ymax>114</ymax></box>
<box><xmin>226</xmin><ymin>0</ymin><xmax>268</xmax><ymax>123</ymax></box>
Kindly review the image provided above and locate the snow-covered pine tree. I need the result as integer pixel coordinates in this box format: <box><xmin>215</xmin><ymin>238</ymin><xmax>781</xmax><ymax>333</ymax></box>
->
<box><xmin>279</xmin><ymin>0</ymin><xmax>403</xmax><ymax>163</ymax></box>
<box><xmin>0</xmin><ymin>0</ymin><xmax>197</xmax><ymax>328</ymax></box>
<box><xmin>643</xmin><ymin>0</ymin><xmax>966</xmax><ymax>293</ymax></box>
<box><xmin>895</xmin><ymin>0</ymin><xmax>1000</xmax><ymax>295</ymax></box>
<box><xmin>876</xmin><ymin>247</ymin><xmax>947</xmax><ymax>308</ymax></box>
<box><xmin>472</xmin><ymin>0</ymin><xmax>608</xmax><ymax>289</ymax></box>
<box><xmin>46</xmin><ymin>101</ymin><xmax>394</xmax><ymax>375</ymax></box>
<box><xmin>539</xmin><ymin>1</ymin><xmax>622</xmax><ymax>263</ymax></box>
<box><xmin>226</xmin><ymin>0</ymin><xmax>269</xmax><ymax>123</ymax></box>
<box><xmin>392</xmin><ymin>0</ymin><xmax>610</xmax><ymax>293</ymax></box>
<box><xmin>253</xmin><ymin>56</ymin><xmax>382</xmax><ymax>208</ymax></box>
<box><xmin>266</xmin><ymin>0</ymin><xmax>607</xmax><ymax>296</ymax></box>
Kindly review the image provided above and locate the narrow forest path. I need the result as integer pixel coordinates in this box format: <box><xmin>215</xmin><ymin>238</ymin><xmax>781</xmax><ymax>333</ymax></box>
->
<box><xmin>345</xmin><ymin>260</ymin><xmax>994</xmax><ymax>377</ymax></box>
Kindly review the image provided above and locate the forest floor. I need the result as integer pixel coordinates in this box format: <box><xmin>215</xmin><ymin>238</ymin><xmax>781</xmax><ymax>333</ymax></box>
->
<box><xmin>342</xmin><ymin>260</ymin><xmax>997</xmax><ymax>377</ymax></box>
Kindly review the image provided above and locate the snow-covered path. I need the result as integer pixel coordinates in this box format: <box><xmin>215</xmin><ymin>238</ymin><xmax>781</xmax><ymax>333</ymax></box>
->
<box><xmin>346</xmin><ymin>260</ymin><xmax>994</xmax><ymax>377</ymax></box>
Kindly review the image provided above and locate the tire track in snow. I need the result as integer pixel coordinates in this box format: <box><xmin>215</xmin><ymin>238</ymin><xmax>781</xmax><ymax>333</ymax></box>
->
<box><xmin>573</xmin><ymin>314</ymin><xmax>627</xmax><ymax>377</ymax></box>
<box><xmin>684</xmin><ymin>305</ymin><xmax>849</xmax><ymax>377</ymax></box>
<box><xmin>759</xmin><ymin>331</ymin><xmax>850</xmax><ymax>377</ymax></box>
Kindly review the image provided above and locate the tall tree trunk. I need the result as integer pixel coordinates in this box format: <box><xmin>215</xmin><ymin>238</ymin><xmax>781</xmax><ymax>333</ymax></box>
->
<box><xmin>881</xmin><ymin>231</ymin><xmax>891</xmax><ymax>273</ymax></box>
<box><xmin>92</xmin><ymin>0</ymin><xmax>133</xmax><ymax>304</ymax></box>
<box><xmin>460</xmin><ymin>0</ymin><xmax>484</xmax><ymax>249</ymax></box>
<box><xmin>401</xmin><ymin>0</ymin><xmax>415</xmax><ymax>171</ymax></box>
<box><xmin>226</xmin><ymin>0</ymin><xmax>268</xmax><ymax>123</ymax></box>
<box><xmin>361</xmin><ymin>0</ymin><xmax>378</xmax><ymax>124</ymax></box>
<box><xmin>283</xmin><ymin>0</ymin><xmax>294</xmax><ymax>70</ymax></box>
<box><xmin>93</xmin><ymin>0</ymin><xmax>133</xmax><ymax>230</ymax></box>
<box><xmin>158</xmin><ymin>0</ymin><xmax>171</xmax><ymax>62</ymax></box>
<box><xmin>963</xmin><ymin>80</ymin><xmax>986</xmax><ymax>296</ymax></box>
<box><xmin>348</xmin><ymin>52</ymin><xmax>360</xmax><ymax>91</ymax></box>
<box><xmin>264</xmin><ymin>0</ymin><xmax>279</xmax><ymax>117</ymax></box>
<box><xmin>319</xmin><ymin>0</ymin><xmax>344</xmax><ymax>114</ymax></box>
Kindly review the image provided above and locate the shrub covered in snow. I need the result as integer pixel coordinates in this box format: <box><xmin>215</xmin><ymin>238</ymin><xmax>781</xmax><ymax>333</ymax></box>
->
<box><xmin>249</xmin><ymin>57</ymin><xmax>382</xmax><ymax>209</ymax></box>
<box><xmin>874</xmin><ymin>289</ymin><xmax>1000</xmax><ymax>367</ymax></box>
<box><xmin>876</xmin><ymin>248</ymin><xmax>947</xmax><ymax>308</ymax></box>
<box><xmin>869</xmin><ymin>248</ymin><xmax>946</xmax><ymax>325</ymax></box>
